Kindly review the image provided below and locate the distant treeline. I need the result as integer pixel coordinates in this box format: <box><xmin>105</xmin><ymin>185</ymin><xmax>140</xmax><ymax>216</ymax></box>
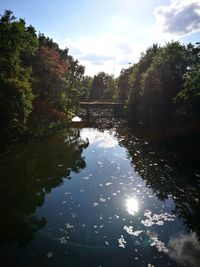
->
<box><xmin>0</xmin><ymin>10</ymin><xmax>84</xmax><ymax>142</ymax></box>
<box><xmin>82</xmin><ymin>42</ymin><xmax>200</xmax><ymax>139</ymax></box>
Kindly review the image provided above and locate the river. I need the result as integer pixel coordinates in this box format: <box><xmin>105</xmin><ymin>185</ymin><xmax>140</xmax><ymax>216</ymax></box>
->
<box><xmin>0</xmin><ymin>119</ymin><xmax>199</xmax><ymax>267</ymax></box>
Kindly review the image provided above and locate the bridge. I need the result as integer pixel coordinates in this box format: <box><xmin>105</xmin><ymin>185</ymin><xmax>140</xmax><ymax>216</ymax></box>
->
<box><xmin>79</xmin><ymin>101</ymin><xmax>125</xmax><ymax>119</ymax></box>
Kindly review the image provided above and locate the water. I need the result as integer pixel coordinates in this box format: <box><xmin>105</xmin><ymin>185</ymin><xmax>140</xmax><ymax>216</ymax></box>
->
<box><xmin>0</xmin><ymin>124</ymin><xmax>199</xmax><ymax>267</ymax></box>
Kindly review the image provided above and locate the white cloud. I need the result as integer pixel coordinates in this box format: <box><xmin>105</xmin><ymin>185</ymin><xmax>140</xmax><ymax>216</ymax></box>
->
<box><xmin>60</xmin><ymin>34</ymin><xmax>144</xmax><ymax>76</ymax></box>
<box><xmin>79</xmin><ymin>54</ymin><xmax>115</xmax><ymax>65</ymax></box>
<box><xmin>154</xmin><ymin>0</ymin><xmax>200</xmax><ymax>37</ymax></box>
<box><xmin>81</xmin><ymin>129</ymin><xmax>118</xmax><ymax>148</ymax></box>
<box><xmin>168</xmin><ymin>232</ymin><xmax>200</xmax><ymax>267</ymax></box>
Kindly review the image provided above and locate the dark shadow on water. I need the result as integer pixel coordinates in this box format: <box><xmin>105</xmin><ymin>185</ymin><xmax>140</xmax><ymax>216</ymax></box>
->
<box><xmin>114</xmin><ymin>125</ymin><xmax>200</xmax><ymax>238</ymax></box>
<box><xmin>0</xmin><ymin>128</ymin><xmax>88</xmax><ymax>247</ymax></box>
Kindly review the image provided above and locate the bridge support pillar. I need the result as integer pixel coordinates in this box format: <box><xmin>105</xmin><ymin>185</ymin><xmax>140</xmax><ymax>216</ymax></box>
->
<box><xmin>86</xmin><ymin>107</ymin><xmax>90</xmax><ymax>120</ymax></box>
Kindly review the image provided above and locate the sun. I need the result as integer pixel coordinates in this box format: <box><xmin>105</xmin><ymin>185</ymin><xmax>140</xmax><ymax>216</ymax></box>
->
<box><xmin>125</xmin><ymin>198</ymin><xmax>139</xmax><ymax>215</ymax></box>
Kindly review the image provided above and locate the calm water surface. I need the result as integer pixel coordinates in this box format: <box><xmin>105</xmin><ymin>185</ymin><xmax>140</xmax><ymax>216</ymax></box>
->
<box><xmin>0</xmin><ymin>124</ymin><xmax>199</xmax><ymax>267</ymax></box>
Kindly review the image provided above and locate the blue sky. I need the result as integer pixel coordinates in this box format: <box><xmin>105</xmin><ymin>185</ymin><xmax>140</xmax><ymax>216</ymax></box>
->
<box><xmin>0</xmin><ymin>0</ymin><xmax>200</xmax><ymax>76</ymax></box>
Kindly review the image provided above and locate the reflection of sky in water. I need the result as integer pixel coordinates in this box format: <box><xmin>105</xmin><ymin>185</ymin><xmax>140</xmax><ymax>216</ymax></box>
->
<box><xmin>5</xmin><ymin>128</ymin><xmax>199</xmax><ymax>267</ymax></box>
<box><xmin>81</xmin><ymin>128</ymin><xmax>118</xmax><ymax>148</ymax></box>
<box><xmin>72</xmin><ymin>116</ymin><xmax>82</xmax><ymax>122</ymax></box>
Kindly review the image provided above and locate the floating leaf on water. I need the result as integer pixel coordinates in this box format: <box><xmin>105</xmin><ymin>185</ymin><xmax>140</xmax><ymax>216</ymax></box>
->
<box><xmin>147</xmin><ymin>231</ymin><xmax>168</xmax><ymax>253</ymax></box>
<box><xmin>141</xmin><ymin>210</ymin><xmax>175</xmax><ymax>227</ymax></box>
<box><xmin>156</xmin><ymin>220</ymin><xmax>164</xmax><ymax>226</ymax></box>
<box><xmin>60</xmin><ymin>236</ymin><xmax>67</xmax><ymax>245</ymax></box>
<box><xmin>82</xmin><ymin>176</ymin><xmax>90</xmax><ymax>180</ymax></box>
<box><xmin>65</xmin><ymin>223</ymin><xmax>75</xmax><ymax>229</ymax></box>
<box><xmin>133</xmin><ymin>230</ymin><xmax>144</xmax><ymax>236</ymax></box>
<box><xmin>124</xmin><ymin>226</ymin><xmax>134</xmax><ymax>235</ymax></box>
<box><xmin>71</xmin><ymin>212</ymin><xmax>77</xmax><ymax>218</ymax></box>
<box><xmin>124</xmin><ymin>226</ymin><xmax>143</xmax><ymax>236</ymax></box>
<box><xmin>118</xmin><ymin>235</ymin><xmax>126</xmax><ymax>248</ymax></box>
<box><xmin>46</xmin><ymin>251</ymin><xmax>53</xmax><ymax>258</ymax></box>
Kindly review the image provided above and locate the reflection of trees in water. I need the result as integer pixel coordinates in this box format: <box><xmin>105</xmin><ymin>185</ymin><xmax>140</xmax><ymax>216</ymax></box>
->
<box><xmin>0</xmin><ymin>128</ymin><xmax>88</xmax><ymax>246</ymax></box>
<box><xmin>116</xmin><ymin>127</ymin><xmax>200</xmax><ymax>237</ymax></box>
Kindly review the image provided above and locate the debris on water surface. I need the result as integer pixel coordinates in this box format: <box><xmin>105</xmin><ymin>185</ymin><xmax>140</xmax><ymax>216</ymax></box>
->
<box><xmin>46</xmin><ymin>251</ymin><xmax>53</xmax><ymax>258</ymax></box>
<box><xmin>124</xmin><ymin>226</ymin><xmax>134</xmax><ymax>235</ymax></box>
<box><xmin>124</xmin><ymin>226</ymin><xmax>144</xmax><ymax>236</ymax></box>
<box><xmin>65</xmin><ymin>223</ymin><xmax>75</xmax><ymax>229</ymax></box>
<box><xmin>147</xmin><ymin>231</ymin><xmax>168</xmax><ymax>253</ymax></box>
<box><xmin>60</xmin><ymin>236</ymin><xmax>67</xmax><ymax>244</ymax></box>
<box><xmin>82</xmin><ymin>176</ymin><xmax>90</xmax><ymax>180</ymax></box>
<box><xmin>141</xmin><ymin>210</ymin><xmax>175</xmax><ymax>227</ymax></box>
<box><xmin>71</xmin><ymin>212</ymin><xmax>77</xmax><ymax>218</ymax></box>
<box><xmin>118</xmin><ymin>235</ymin><xmax>127</xmax><ymax>248</ymax></box>
<box><xmin>64</xmin><ymin>192</ymin><xmax>71</xmax><ymax>195</ymax></box>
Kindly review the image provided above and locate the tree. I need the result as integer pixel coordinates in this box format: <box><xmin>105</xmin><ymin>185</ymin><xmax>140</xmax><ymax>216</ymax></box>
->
<box><xmin>116</xmin><ymin>67</ymin><xmax>133</xmax><ymax>102</ymax></box>
<box><xmin>126</xmin><ymin>44</ymin><xmax>159</xmax><ymax>123</ymax></box>
<box><xmin>89</xmin><ymin>72</ymin><xmax>115</xmax><ymax>101</ymax></box>
<box><xmin>32</xmin><ymin>44</ymin><xmax>67</xmax><ymax>108</ymax></box>
<box><xmin>0</xmin><ymin>10</ymin><xmax>38</xmax><ymax>137</ymax></box>
<box><xmin>174</xmin><ymin>63</ymin><xmax>200</xmax><ymax>134</ymax></box>
<box><xmin>140</xmin><ymin>42</ymin><xmax>192</xmax><ymax>131</ymax></box>
<box><xmin>79</xmin><ymin>76</ymin><xmax>93</xmax><ymax>101</ymax></box>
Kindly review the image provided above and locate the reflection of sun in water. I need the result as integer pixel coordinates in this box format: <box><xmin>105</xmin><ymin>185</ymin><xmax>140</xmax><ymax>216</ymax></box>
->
<box><xmin>126</xmin><ymin>198</ymin><xmax>139</xmax><ymax>215</ymax></box>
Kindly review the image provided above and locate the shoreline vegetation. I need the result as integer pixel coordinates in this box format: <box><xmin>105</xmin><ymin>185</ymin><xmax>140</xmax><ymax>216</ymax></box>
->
<box><xmin>0</xmin><ymin>10</ymin><xmax>199</xmax><ymax>151</ymax></box>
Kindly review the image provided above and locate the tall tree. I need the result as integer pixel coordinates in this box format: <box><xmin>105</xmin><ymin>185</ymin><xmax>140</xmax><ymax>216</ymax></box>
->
<box><xmin>126</xmin><ymin>44</ymin><xmax>159</xmax><ymax>123</ymax></box>
<box><xmin>0</xmin><ymin>10</ymin><xmax>38</xmax><ymax>136</ymax></box>
<box><xmin>140</xmin><ymin>42</ymin><xmax>192</xmax><ymax>131</ymax></box>
<box><xmin>89</xmin><ymin>72</ymin><xmax>114</xmax><ymax>101</ymax></box>
<box><xmin>174</xmin><ymin>63</ymin><xmax>200</xmax><ymax>134</ymax></box>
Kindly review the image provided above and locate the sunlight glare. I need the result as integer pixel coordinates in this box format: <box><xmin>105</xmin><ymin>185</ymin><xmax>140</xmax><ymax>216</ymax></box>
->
<box><xmin>126</xmin><ymin>198</ymin><xmax>139</xmax><ymax>215</ymax></box>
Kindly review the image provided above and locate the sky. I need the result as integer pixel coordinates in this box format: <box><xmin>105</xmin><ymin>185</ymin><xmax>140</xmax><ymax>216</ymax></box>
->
<box><xmin>0</xmin><ymin>0</ymin><xmax>200</xmax><ymax>76</ymax></box>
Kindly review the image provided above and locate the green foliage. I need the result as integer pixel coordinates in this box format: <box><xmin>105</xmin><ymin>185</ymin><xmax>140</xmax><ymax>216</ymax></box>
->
<box><xmin>116</xmin><ymin>67</ymin><xmax>133</xmax><ymax>102</ymax></box>
<box><xmin>79</xmin><ymin>76</ymin><xmax>93</xmax><ymax>100</ymax></box>
<box><xmin>174</xmin><ymin>64</ymin><xmax>200</xmax><ymax>132</ymax></box>
<box><xmin>126</xmin><ymin>44</ymin><xmax>159</xmax><ymax>123</ymax></box>
<box><xmin>0</xmin><ymin>10</ymin><xmax>38</xmax><ymax>137</ymax></box>
<box><xmin>140</xmin><ymin>42</ymin><xmax>190</xmax><ymax>130</ymax></box>
<box><xmin>0</xmin><ymin>11</ymin><xmax>85</xmax><ymax>142</ymax></box>
<box><xmin>89</xmin><ymin>72</ymin><xmax>115</xmax><ymax>101</ymax></box>
<box><xmin>125</xmin><ymin>41</ymin><xmax>200</xmax><ymax>137</ymax></box>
